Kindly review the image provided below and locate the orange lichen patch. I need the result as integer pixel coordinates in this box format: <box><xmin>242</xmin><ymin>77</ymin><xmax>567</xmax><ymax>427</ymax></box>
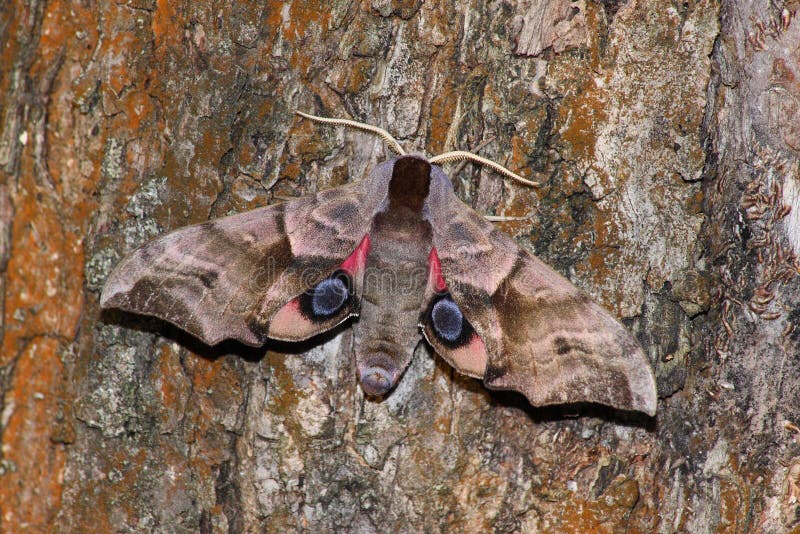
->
<box><xmin>263</xmin><ymin>1</ymin><xmax>284</xmax><ymax>36</ymax></box>
<box><xmin>289</xmin><ymin>118</ymin><xmax>333</xmax><ymax>162</ymax></box>
<box><xmin>558</xmin><ymin>88</ymin><xmax>607</xmax><ymax>162</ymax></box>
<box><xmin>35</xmin><ymin>1</ymin><xmax>74</xmax><ymax>72</ymax></box>
<box><xmin>433</xmin><ymin>415</ymin><xmax>451</xmax><ymax>434</ymax></box>
<box><xmin>285</xmin><ymin>1</ymin><xmax>332</xmax><ymax>43</ymax></box>
<box><xmin>289</xmin><ymin>49</ymin><xmax>315</xmax><ymax>79</ymax></box>
<box><xmin>1</xmin><ymin>177</ymin><xmax>84</xmax><ymax>366</ymax></box>
<box><xmin>345</xmin><ymin>59</ymin><xmax>375</xmax><ymax>94</ymax></box>
<box><xmin>583</xmin><ymin>243</ymin><xmax>624</xmax><ymax>304</ymax></box>
<box><xmin>120</xmin><ymin>89</ymin><xmax>156</xmax><ymax>133</ymax></box>
<box><xmin>446</xmin><ymin>459</ymin><xmax>506</xmax><ymax>531</ymax></box>
<box><xmin>591</xmin><ymin>209</ymin><xmax>621</xmax><ymax>250</ymax></box>
<box><xmin>186</xmin><ymin>355</ymin><xmax>245</xmax><ymax>409</ymax></box>
<box><xmin>0</xmin><ymin>337</ymin><xmax>66</xmax><ymax>531</ymax></box>
<box><xmin>543</xmin><ymin>477</ymin><xmax>642</xmax><ymax>533</ymax></box>
<box><xmin>282</xmin><ymin>161</ymin><xmax>302</xmax><ymax>182</ymax></box>
<box><xmin>66</xmin><ymin>447</ymin><xmax>152</xmax><ymax>532</ymax></box>
<box><xmin>279</xmin><ymin>1</ymin><xmax>333</xmax><ymax>73</ymax></box>
<box><xmin>105</xmin><ymin>33</ymin><xmax>137</xmax><ymax>96</ymax></box>
<box><xmin>66</xmin><ymin>3</ymin><xmax>100</xmax><ymax>63</ymax></box>
<box><xmin>687</xmin><ymin>187</ymin><xmax>705</xmax><ymax>214</ymax></box>
<box><xmin>197</xmin><ymin>126</ymin><xmax>233</xmax><ymax>169</ymax></box>
<box><xmin>263</xmin><ymin>352</ymin><xmax>306</xmax><ymax>420</ymax></box>
<box><xmin>717</xmin><ymin>476</ymin><xmax>750</xmax><ymax>530</ymax></box>
<box><xmin>509</xmin><ymin>136</ymin><xmax>534</xmax><ymax>180</ymax></box>
<box><xmin>428</xmin><ymin>85</ymin><xmax>459</xmax><ymax>155</ymax></box>
<box><xmin>491</xmin><ymin>191</ymin><xmax>540</xmax><ymax>236</ymax></box>
<box><xmin>581</xmin><ymin>1</ymin><xmax>606</xmax><ymax>63</ymax></box>
<box><xmin>152</xmin><ymin>0</ymin><xmax>183</xmax><ymax>53</ymax></box>
<box><xmin>152</xmin><ymin>343</ymin><xmax>191</xmax><ymax>431</ymax></box>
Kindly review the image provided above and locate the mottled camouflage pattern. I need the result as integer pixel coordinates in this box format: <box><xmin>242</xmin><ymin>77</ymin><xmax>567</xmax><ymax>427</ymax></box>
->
<box><xmin>101</xmin><ymin>155</ymin><xmax>656</xmax><ymax>415</ymax></box>
<box><xmin>426</xmin><ymin>163</ymin><xmax>656</xmax><ymax>414</ymax></box>
<box><xmin>100</xmin><ymin>177</ymin><xmax>389</xmax><ymax>345</ymax></box>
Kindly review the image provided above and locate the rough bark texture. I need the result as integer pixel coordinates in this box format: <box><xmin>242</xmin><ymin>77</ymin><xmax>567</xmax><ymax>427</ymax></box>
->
<box><xmin>1</xmin><ymin>0</ymin><xmax>798</xmax><ymax>532</ymax></box>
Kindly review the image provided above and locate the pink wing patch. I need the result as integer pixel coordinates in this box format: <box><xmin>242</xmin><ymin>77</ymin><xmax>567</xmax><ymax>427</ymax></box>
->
<box><xmin>444</xmin><ymin>333</ymin><xmax>488</xmax><ymax>377</ymax></box>
<box><xmin>427</xmin><ymin>247</ymin><xmax>448</xmax><ymax>293</ymax></box>
<box><xmin>267</xmin><ymin>234</ymin><xmax>371</xmax><ymax>341</ymax></box>
<box><xmin>424</xmin><ymin>247</ymin><xmax>489</xmax><ymax>378</ymax></box>
<box><xmin>268</xmin><ymin>298</ymin><xmax>315</xmax><ymax>340</ymax></box>
<box><xmin>341</xmin><ymin>234</ymin><xmax>371</xmax><ymax>276</ymax></box>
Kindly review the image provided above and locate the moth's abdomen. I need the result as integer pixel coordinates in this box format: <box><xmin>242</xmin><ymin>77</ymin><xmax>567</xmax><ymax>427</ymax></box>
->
<box><xmin>352</xmin><ymin>210</ymin><xmax>433</xmax><ymax>396</ymax></box>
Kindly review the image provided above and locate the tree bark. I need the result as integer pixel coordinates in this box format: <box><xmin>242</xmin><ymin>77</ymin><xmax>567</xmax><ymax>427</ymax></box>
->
<box><xmin>1</xmin><ymin>0</ymin><xmax>798</xmax><ymax>531</ymax></box>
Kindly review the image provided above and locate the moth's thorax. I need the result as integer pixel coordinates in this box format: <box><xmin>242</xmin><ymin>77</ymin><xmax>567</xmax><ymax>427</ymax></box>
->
<box><xmin>353</xmin><ymin>156</ymin><xmax>434</xmax><ymax>396</ymax></box>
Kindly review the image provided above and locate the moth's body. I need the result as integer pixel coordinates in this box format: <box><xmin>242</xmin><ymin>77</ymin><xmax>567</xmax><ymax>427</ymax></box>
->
<box><xmin>101</xmin><ymin>150</ymin><xmax>658</xmax><ymax>416</ymax></box>
<box><xmin>355</xmin><ymin>158</ymin><xmax>433</xmax><ymax>395</ymax></box>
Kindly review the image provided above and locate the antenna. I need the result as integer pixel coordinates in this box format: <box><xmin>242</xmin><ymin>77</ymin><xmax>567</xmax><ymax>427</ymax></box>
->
<box><xmin>296</xmin><ymin>111</ymin><xmax>540</xmax><ymax>187</ymax></box>
<box><xmin>295</xmin><ymin>111</ymin><xmax>406</xmax><ymax>156</ymax></box>
<box><xmin>429</xmin><ymin>151</ymin><xmax>540</xmax><ymax>187</ymax></box>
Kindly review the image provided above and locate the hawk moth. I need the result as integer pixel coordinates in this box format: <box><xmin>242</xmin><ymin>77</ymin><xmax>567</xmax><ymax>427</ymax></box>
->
<box><xmin>101</xmin><ymin>115</ymin><xmax>657</xmax><ymax>416</ymax></box>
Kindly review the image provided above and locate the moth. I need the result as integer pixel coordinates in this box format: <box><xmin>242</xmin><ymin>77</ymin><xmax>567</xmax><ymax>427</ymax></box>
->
<box><xmin>101</xmin><ymin>112</ymin><xmax>657</xmax><ymax>416</ymax></box>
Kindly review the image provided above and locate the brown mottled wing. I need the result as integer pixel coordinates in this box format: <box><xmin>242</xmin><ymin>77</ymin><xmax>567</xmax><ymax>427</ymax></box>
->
<box><xmin>425</xmin><ymin>166</ymin><xmax>657</xmax><ymax>415</ymax></box>
<box><xmin>101</xmin><ymin>176</ymin><xmax>390</xmax><ymax>346</ymax></box>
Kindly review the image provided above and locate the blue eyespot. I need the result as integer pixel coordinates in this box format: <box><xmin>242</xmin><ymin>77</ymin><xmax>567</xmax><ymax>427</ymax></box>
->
<box><xmin>311</xmin><ymin>275</ymin><xmax>350</xmax><ymax>317</ymax></box>
<box><xmin>431</xmin><ymin>297</ymin><xmax>464</xmax><ymax>342</ymax></box>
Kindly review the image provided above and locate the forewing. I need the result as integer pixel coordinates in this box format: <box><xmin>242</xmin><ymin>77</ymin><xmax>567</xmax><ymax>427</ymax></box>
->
<box><xmin>424</xmin><ymin>167</ymin><xmax>657</xmax><ymax>415</ymax></box>
<box><xmin>101</xmin><ymin>179</ymin><xmax>386</xmax><ymax>346</ymax></box>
